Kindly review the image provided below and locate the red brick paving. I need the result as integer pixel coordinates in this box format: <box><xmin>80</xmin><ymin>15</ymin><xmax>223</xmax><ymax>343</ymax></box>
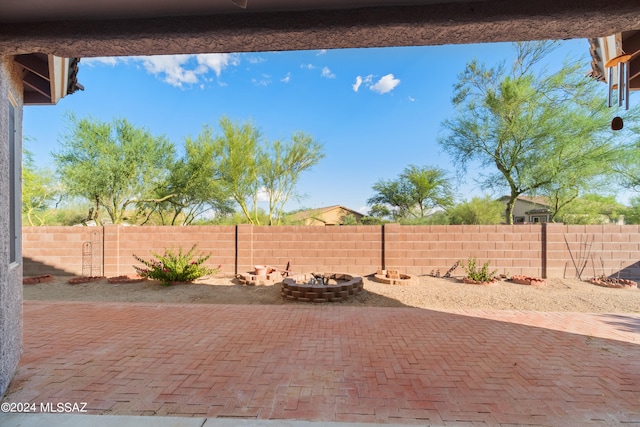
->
<box><xmin>3</xmin><ymin>301</ymin><xmax>640</xmax><ymax>425</ymax></box>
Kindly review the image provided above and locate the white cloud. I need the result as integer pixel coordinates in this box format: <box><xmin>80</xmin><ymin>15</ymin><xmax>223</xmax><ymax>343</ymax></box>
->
<box><xmin>317</xmin><ymin>49</ymin><xmax>327</xmax><ymax>56</ymax></box>
<box><xmin>91</xmin><ymin>53</ymin><xmax>241</xmax><ymax>88</ymax></box>
<box><xmin>370</xmin><ymin>74</ymin><xmax>400</xmax><ymax>94</ymax></box>
<box><xmin>281</xmin><ymin>72</ymin><xmax>292</xmax><ymax>83</ymax></box>
<box><xmin>301</xmin><ymin>63</ymin><xmax>315</xmax><ymax>70</ymax></box>
<box><xmin>195</xmin><ymin>53</ymin><xmax>240</xmax><ymax>77</ymax></box>
<box><xmin>352</xmin><ymin>76</ymin><xmax>363</xmax><ymax>92</ymax></box>
<box><xmin>247</xmin><ymin>55</ymin><xmax>266</xmax><ymax>64</ymax></box>
<box><xmin>408</xmin><ymin>96</ymin><xmax>416</xmax><ymax>102</ymax></box>
<box><xmin>352</xmin><ymin>74</ymin><xmax>376</xmax><ymax>92</ymax></box>
<box><xmin>252</xmin><ymin>74</ymin><xmax>272</xmax><ymax>86</ymax></box>
<box><xmin>321</xmin><ymin>66</ymin><xmax>336</xmax><ymax>79</ymax></box>
<box><xmin>138</xmin><ymin>55</ymin><xmax>198</xmax><ymax>87</ymax></box>
<box><xmin>82</xmin><ymin>57</ymin><xmax>119</xmax><ymax>66</ymax></box>
<box><xmin>257</xmin><ymin>187</ymin><xmax>270</xmax><ymax>202</ymax></box>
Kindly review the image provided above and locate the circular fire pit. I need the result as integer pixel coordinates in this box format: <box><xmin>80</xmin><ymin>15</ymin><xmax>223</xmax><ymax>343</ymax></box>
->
<box><xmin>281</xmin><ymin>273</ymin><xmax>363</xmax><ymax>303</ymax></box>
<box><xmin>372</xmin><ymin>269</ymin><xmax>419</xmax><ymax>285</ymax></box>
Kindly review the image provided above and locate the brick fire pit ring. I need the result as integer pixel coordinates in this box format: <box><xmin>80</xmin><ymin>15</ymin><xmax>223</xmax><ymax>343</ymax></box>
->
<box><xmin>281</xmin><ymin>273</ymin><xmax>363</xmax><ymax>303</ymax></box>
<box><xmin>372</xmin><ymin>269</ymin><xmax>419</xmax><ymax>285</ymax></box>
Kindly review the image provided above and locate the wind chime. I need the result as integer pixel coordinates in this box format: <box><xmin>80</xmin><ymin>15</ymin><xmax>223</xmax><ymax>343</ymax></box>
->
<box><xmin>605</xmin><ymin>42</ymin><xmax>631</xmax><ymax>131</ymax></box>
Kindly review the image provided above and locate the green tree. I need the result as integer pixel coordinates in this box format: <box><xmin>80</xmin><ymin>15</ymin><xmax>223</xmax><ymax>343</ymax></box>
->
<box><xmin>556</xmin><ymin>194</ymin><xmax>626</xmax><ymax>224</ymax></box>
<box><xmin>212</xmin><ymin>117</ymin><xmax>324</xmax><ymax>225</ymax></box>
<box><xmin>448</xmin><ymin>196</ymin><xmax>504</xmax><ymax>224</ymax></box>
<box><xmin>212</xmin><ymin>117</ymin><xmax>263</xmax><ymax>224</ymax></box>
<box><xmin>54</xmin><ymin>115</ymin><xmax>174</xmax><ymax>224</ymax></box>
<box><xmin>367</xmin><ymin>165</ymin><xmax>454</xmax><ymax>220</ymax></box>
<box><xmin>612</xmin><ymin>119</ymin><xmax>640</xmax><ymax>191</ymax></box>
<box><xmin>260</xmin><ymin>133</ymin><xmax>324</xmax><ymax>225</ymax></box>
<box><xmin>439</xmin><ymin>41</ymin><xmax>624</xmax><ymax>224</ymax></box>
<box><xmin>22</xmin><ymin>146</ymin><xmax>62</xmax><ymax>226</ymax></box>
<box><xmin>625</xmin><ymin>197</ymin><xmax>640</xmax><ymax>224</ymax></box>
<box><xmin>368</xmin><ymin>204</ymin><xmax>393</xmax><ymax>220</ymax></box>
<box><xmin>140</xmin><ymin>131</ymin><xmax>234</xmax><ymax>225</ymax></box>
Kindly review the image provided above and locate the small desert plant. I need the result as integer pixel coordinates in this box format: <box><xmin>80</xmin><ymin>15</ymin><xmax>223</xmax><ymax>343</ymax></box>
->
<box><xmin>133</xmin><ymin>245</ymin><xmax>220</xmax><ymax>286</ymax></box>
<box><xmin>462</xmin><ymin>257</ymin><xmax>497</xmax><ymax>283</ymax></box>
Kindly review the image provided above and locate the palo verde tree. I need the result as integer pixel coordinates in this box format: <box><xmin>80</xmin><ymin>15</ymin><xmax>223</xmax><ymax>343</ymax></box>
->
<box><xmin>139</xmin><ymin>132</ymin><xmax>235</xmax><ymax>225</ymax></box>
<box><xmin>211</xmin><ymin>117</ymin><xmax>263</xmax><ymax>224</ymax></box>
<box><xmin>211</xmin><ymin>116</ymin><xmax>324</xmax><ymax>225</ymax></box>
<box><xmin>367</xmin><ymin>164</ymin><xmax>454</xmax><ymax>220</ymax></box>
<box><xmin>612</xmin><ymin>118</ymin><xmax>640</xmax><ymax>192</ymax></box>
<box><xmin>22</xmin><ymin>145</ymin><xmax>62</xmax><ymax>226</ymax></box>
<box><xmin>447</xmin><ymin>196</ymin><xmax>504</xmax><ymax>225</ymax></box>
<box><xmin>439</xmin><ymin>41</ymin><xmax>625</xmax><ymax>224</ymax></box>
<box><xmin>54</xmin><ymin>114</ymin><xmax>175</xmax><ymax>224</ymax></box>
<box><xmin>259</xmin><ymin>132</ymin><xmax>324</xmax><ymax>225</ymax></box>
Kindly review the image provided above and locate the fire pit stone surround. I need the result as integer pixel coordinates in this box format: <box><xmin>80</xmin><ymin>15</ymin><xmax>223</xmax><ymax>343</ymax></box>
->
<box><xmin>281</xmin><ymin>273</ymin><xmax>363</xmax><ymax>303</ymax></box>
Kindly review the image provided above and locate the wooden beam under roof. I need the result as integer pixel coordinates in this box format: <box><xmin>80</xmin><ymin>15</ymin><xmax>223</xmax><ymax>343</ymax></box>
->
<box><xmin>14</xmin><ymin>54</ymin><xmax>49</xmax><ymax>80</ymax></box>
<box><xmin>22</xmin><ymin>70</ymin><xmax>51</xmax><ymax>98</ymax></box>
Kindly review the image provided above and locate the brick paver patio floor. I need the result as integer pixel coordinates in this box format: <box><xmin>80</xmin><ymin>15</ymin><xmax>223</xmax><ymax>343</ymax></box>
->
<box><xmin>3</xmin><ymin>301</ymin><xmax>639</xmax><ymax>426</ymax></box>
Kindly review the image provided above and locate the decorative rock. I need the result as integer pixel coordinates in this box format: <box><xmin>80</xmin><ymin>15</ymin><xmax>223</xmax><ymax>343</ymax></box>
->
<box><xmin>589</xmin><ymin>277</ymin><xmax>637</xmax><ymax>289</ymax></box>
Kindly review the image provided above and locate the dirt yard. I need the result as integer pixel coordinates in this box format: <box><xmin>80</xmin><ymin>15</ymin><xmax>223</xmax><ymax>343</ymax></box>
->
<box><xmin>22</xmin><ymin>273</ymin><xmax>640</xmax><ymax>313</ymax></box>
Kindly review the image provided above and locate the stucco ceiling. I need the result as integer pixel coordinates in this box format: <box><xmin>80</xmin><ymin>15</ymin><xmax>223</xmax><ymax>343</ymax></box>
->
<box><xmin>0</xmin><ymin>0</ymin><xmax>482</xmax><ymax>23</ymax></box>
<box><xmin>2</xmin><ymin>1</ymin><xmax>640</xmax><ymax>59</ymax></box>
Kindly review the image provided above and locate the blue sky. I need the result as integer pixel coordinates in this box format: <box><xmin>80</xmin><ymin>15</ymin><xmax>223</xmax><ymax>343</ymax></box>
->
<box><xmin>23</xmin><ymin>38</ymin><xmax>629</xmax><ymax>213</ymax></box>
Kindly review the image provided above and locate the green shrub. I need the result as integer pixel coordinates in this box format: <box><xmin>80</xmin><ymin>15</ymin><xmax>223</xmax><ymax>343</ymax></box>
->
<box><xmin>133</xmin><ymin>245</ymin><xmax>220</xmax><ymax>286</ymax></box>
<box><xmin>462</xmin><ymin>257</ymin><xmax>497</xmax><ymax>282</ymax></box>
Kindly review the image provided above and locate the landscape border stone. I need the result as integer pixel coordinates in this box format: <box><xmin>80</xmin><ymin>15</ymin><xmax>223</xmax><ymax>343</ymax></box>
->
<box><xmin>67</xmin><ymin>276</ymin><xmax>105</xmax><ymax>285</ymax></box>
<box><xmin>22</xmin><ymin>275</ymin><xmax>55</xmax><ymax>285</ymax></box>
<box><xmin>589</xmin><ymin>277</ymin><xmax>637</xmax><ymax>289</ymax></box>
<box><xmin>107</xmin><ymin>275</ymin><xmax>147</xmax><ymax>284</ymax></box>
<box><xmin>510</xmin><ymin>275</ymin><xmax>547</xmax><ymax>287</ymax></box>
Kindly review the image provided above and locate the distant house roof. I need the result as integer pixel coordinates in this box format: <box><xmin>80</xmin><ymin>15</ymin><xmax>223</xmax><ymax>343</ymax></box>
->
<box><xmin>289</xmin><ymin>205</ymin><xmax>364</xmax><ymax>225</ymax></box>
<box><xmin>499</xmin><ymin>195</ymin><xmax>552</xmax><ymax>214</ymax></box>
<box><xmin>498</xmin><ymin>195</ymin><xmax>550</xmax><ymax>207</ymax></box>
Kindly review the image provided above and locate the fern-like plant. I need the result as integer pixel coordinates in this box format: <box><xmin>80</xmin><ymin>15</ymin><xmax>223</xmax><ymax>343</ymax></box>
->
<box><xmin>462</xmin><ymin>257</ymin><xmax>497</xmax><ymax>283</ymax></box>
<box><xmin>133</xmin><ymin>245</ymin><xmax>220</xmax><ymax>286</ymax></box>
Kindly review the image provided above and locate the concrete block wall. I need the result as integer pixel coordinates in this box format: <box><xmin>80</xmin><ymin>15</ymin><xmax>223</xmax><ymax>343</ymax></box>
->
<box><xmin>384</xmin><ymin>224</ymin><xmax>544</xmax><ymax>277</ymax></box>
<box><xmin>545</xmin><ymin>223</ymin><xmax>640</xmax><ymax>279</ymax></box>
<box><xmin>104</xmin><ymin>225</ymin><xmax>237</xmax><ymax>277</ymax></box>
<box><xmin>21</xmin><ymin>223</ymin><xmax>640</xmax><ymax>280</ymax></box>
<box><xmin>247</xmin><ymin>225</ymin><xmax>382</xmax><ymax>276</ymax></box>
<box><xmin>22</xmin><ymin>226</ymin><xmax>96</xmax><ymax>276</ymax></box>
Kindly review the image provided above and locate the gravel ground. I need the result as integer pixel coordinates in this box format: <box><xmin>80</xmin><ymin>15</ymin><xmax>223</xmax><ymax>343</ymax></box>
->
<box><xmin>23</xmin><ymin>274</ymin><xmax>640</xmax><ymax>313</ymax></box>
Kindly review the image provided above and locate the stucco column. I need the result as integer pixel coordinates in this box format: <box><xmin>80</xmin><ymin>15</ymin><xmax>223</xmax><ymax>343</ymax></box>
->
<box><xmin>0</xmin><ymin>56</ymin><xmax>23</xmax><ymax>398</ymax></box>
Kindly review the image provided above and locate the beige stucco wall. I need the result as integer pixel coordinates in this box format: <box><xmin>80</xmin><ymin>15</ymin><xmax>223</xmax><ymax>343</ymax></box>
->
<box><xmin>0</xmin><ymin>55</ymin><xmax>23</xmax><ymax>397</ymax></box>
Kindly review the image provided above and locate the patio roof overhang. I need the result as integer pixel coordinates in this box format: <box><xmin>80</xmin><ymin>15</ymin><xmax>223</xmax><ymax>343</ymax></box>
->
<box><xmin>2</xmin><ymin>0</ymin><xmax>640</xmax><ymax>58</ymax></box>
<box><xmin>589</xmin><ymin>31</ymin><xmax>640</xmax><ymax>91</ymax></box>
<box><xmin>14</xmin><ymin>53</ymin><xmax>83</xmax><ymax>105</ymax></box>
